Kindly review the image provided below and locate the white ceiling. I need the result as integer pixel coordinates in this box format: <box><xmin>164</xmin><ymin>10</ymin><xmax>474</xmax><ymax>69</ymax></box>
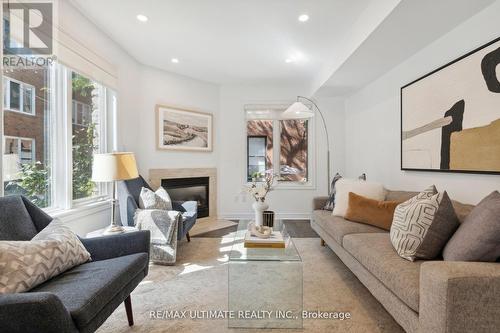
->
<box><xmin>317</xmin><ymin>0</ymin><xmax>495</xmax><ymax>97</ymax></box>
<box><xmin>71</xmin><ymin>0</ymin><xmax>373</xmax><ymax>85</ymax></box>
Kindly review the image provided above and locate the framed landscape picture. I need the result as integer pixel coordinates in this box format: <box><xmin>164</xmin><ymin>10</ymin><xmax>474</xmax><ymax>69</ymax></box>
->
<box><xmin>401</xmin><ymin>36</ymin><xmax>500</xmax><ymax>174</ymax></box>
<box><xmin>156</xmin><ymin>105</ymin><xmax>213</xmax><ymax>152</ymax></box>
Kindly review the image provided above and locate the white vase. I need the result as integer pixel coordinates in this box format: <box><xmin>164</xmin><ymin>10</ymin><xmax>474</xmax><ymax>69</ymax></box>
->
<box><xmin>252</xmin><ymin>201</ymin><xmax>269</xmax><ymax>226</ymax></box>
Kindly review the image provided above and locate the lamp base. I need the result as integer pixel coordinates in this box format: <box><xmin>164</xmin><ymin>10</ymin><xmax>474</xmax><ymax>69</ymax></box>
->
<box><xmin>102</xmin><ymin>224</ymin><xmax>125</xmax><ymax>235</ymax></box>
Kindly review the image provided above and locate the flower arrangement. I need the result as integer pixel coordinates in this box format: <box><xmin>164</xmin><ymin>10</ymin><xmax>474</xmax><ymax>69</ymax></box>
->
<box><xmin>244</xmin><ymin>172</ymin><xmax>279</xmax><ymax>202</ymax></box>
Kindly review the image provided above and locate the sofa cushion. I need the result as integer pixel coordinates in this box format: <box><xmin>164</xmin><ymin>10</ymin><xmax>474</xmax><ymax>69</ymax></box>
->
<box><xmin>385</xmin><ymin>190</ymin><xmax>419</xmax><ymax>202</ymax></box>
<box><xmin>0</xmin><ymin>196</ymin><xmax>37</xmax><ymax>241</ymax></box>
<box><xmin>385</xmin><ymin>189</ymin><xmax>474</xmax><ymax>223</ymax></box>
<box><xmin>32</xmin><ymin>253</ymin><xmax>148</xmax><ymax>328</ymax></box>
<box><xmin>312</xmin><ymin>210</ymin><xmax>385</xmax><ymax>245</ymax></box>
<box><xmin>443</xmin><ymin>191</ymin><xmax>500</xmax><ymax>262</ymax></box>
<box><xmin>343</xmin><ymin>233</ymin><xmax>422</xmax><ymax>312</ymax></box>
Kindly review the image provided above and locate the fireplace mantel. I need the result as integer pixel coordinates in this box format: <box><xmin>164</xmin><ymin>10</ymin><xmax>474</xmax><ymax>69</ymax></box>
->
<box><xmin>149</xmin><ymin>168</ymin><xmax>217</xmax><ymax>218</ymax></box>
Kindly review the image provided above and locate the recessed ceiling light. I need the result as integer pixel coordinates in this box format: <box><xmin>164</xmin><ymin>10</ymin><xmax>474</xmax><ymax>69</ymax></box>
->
<box><xmin>136</xmin><ymin>14</ymin><xmax>148</xmax><ymax>22</ymax></box>
<box><xmin>298</xmin><ymin>14</ymin><xmax>309</xmax><ymax>22</ymax></box>
<box><xmin>171</xmin><ymin>58</ymin><xmax>179</xmax><ymax>64</ymax></box>
<box><xmin>285</xmin><ymin>58</ymin><xmax>293</xmax><ymax>63</ymax></box>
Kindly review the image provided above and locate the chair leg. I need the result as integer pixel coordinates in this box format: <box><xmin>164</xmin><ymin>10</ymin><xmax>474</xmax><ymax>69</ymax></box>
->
<box><xmin>124</xmin><ymin>295</ymin><xmax>134</xmax><ymax>326</ymax></box>
<box><xmin>186</xmin><ymin>232</ymin><xmax>191</xmax><ymax>242</ymax></box>
<box><xmin>320</xmin><ymin>238</ymin><xmax>325</xmax><ymax>247</ymax></box>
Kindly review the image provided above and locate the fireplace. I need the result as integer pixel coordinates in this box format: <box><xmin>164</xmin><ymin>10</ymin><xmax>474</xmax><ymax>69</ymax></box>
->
<box><xmin>162</xmin><ymin>177</ymin><xmax>210</xmax><ymax>218</ymax></box>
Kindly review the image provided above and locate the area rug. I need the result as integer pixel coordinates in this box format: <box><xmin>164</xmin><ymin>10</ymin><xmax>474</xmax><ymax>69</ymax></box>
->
<box><xmin>97</xmin><ymin>237</ymin><xmax>404</xmax><ymax>333</ymax></box>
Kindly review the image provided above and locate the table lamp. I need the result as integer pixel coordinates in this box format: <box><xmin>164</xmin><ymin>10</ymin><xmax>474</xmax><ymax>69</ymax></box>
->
<box><xmin>92</xmin><ymin>152</ymin><xmax>139</xmax><ymax>234</ymax></box>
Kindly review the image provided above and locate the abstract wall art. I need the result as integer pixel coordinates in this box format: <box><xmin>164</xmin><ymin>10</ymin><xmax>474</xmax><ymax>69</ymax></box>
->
<box><xmin>401</xmin><ymin>36</ymin><xmax>500</xmax><ymax>174</ymax></box>
<box><xmin>156</xmin><ymin>105</ymin><xmax>213</xmax><ymax>152</ymax></box>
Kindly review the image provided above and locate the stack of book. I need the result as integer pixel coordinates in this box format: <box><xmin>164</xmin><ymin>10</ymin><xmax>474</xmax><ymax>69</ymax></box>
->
<box><xmin>244</xmin><ymin>230</ymin><xmax>285</xmax><ymax>248</ymax></box>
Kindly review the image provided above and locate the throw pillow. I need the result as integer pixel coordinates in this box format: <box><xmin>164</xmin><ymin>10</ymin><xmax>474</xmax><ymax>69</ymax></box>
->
<box><xmin>344</xmin><ymin>192</ymin><xmax>402</xmax><ymax>230</ymax></box>
<box><xmin>139</xmin><ymin>186</ymin><xmax>173</xmax><ymax>210</ymax></box>
<box><xmin>332</xmin><ymin>179</ymin><xmax>385</xmax><ymax>217</ymax></box>
<box><xmin>0</xmin><ymin>219</ymin><xmax>91</xmax><ymax>294</ymax></box>
<box><xmin>324</xmin><ymin>173</ymin><xmax>366</xmax><ymax>210</ymax></box>
<box><xmin>390</xmin><ymin>186</ymin><xmax>459</xmax><ymax>261</ymax></box>
<box><xmin>443</xmin><ymin>191</ymin><xmax>500</xmax><ymax>262</ymax></box>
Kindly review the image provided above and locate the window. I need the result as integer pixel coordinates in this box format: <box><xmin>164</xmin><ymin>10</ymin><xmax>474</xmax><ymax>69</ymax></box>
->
<box><xmin>72</xmin><ymin>100</ymin><xmax>92</xmax><ymax>126</ymax></box>
<box><xmin>71</xmin><ymin>72</ymin><xmax>103</xmax><ymax>201</ymax></box>
<box><xmin>247</xmin><ymin>136</ymin><xmax>268</xmax><ymax>181</ymax></box>
<box><xmin>3</xmin><ymin>77</ymin><xmax>36</xmax><ymax>115</ymax></box>
<box><xmin>279</xmin><ymin>119</ymin><xmax>308</xmax><ymax>182</ymax></box>
<box><xmin>4</xmin><ymin>136</ymin><xmax>35</xmax><ymax>165</ymax></box>
<box><xmin>245</xmin><ymin>108</ymin><xmax>311</xmax><ymax>184</ymax></box>
<box><xmin>1</xmin><ymin>61</ymin><xmax>114</xmax><ymax>210</ymax></box>
<box><xmin>2</xmin><ymin>62</ymin><xmax>52</xmax><ymax>208</ymax></box>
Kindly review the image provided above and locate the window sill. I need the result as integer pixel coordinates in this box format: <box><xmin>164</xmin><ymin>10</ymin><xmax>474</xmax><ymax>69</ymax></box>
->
<box><xmin>4</xmin><ymin>108</ymin><xmax>36</xmax><ymax>116</ymax></box>
<box><xmin>244</xmin><ymin>181</ymin><xmax>316</xmax><ymax>191</ymax></box>
<box><xmin>46</xmin><ymin>198</ymin><xmax>111</xmax><ymax>223</ymax></box>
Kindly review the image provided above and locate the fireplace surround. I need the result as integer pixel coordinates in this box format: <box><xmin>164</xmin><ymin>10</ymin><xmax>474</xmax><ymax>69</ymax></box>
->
<box><xmin>162</xmin><ymin>177</ymin><xmax>209</xmax><ymax>218</ymax></box>
<box><xmin>149</xmin><ymin>168</ymin><xmax>217</xmax><ymax>219</ymax></box>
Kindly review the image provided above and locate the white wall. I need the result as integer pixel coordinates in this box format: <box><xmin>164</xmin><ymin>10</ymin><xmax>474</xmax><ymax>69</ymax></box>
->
<box><xmin>217</xmin><ymin>85</ymin><xmax>345</xmax><ymax>218</ymax></box>
<box><xmin>131</xmin><ymin>66</ymin><xmax>219</xmax><ymax>176</ymax></box>
<box><xmin>344</xmin><ymin>1</ymin><xmax>500</xmax><ymax>204</ymax></box>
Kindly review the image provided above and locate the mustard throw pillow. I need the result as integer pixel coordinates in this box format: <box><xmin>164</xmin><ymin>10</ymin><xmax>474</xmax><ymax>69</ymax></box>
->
<box><xmin>344</xmin><ymin>192</ymin><xmax>401</xmax><ymax>230</ymax></box>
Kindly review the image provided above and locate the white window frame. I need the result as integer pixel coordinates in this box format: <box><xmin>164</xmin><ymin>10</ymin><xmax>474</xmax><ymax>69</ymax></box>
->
<box><xmin>244</xmin><ymin>107</ymin><xmax>316</xmax><ymax>190</ymax></box>
<box><xmin>0</xmin><ymin>63</ymin><xmax>114</xmax><ymax>214</ymax></box>
<box><xmin>3</xmin><ymin>76</ymin><xmax>36</xmax><ymax>116</ymax></box>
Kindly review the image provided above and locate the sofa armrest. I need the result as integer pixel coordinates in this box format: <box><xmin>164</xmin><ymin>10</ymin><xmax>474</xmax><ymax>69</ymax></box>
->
<box><xmin>80</xmin><ymin>230</ymin><xmax>150</xmax><ymax>262</ymax></box>
<box><xmin>0</xmin><ymin>292</ymin><xmax>76</xmax><ymax>333</ymax></box>
<box><xmin>313</xmin><ymin>196</ymin><xmax>329</xmax><ymax>210</ymax></box>
<box><xmin>420</xmin><ymin>261</ymin><xmax>500</xmax><ymax>333</ymax></box>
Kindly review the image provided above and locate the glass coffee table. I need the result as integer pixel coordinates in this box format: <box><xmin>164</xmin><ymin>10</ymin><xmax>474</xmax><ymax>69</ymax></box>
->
<box><xmin>228</xmin><ymin>219</ymin><xmax>303</xmax><ymax>328</ymax></box>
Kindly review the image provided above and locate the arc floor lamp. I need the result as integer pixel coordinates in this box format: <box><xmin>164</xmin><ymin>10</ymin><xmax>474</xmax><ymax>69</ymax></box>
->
<box><xmin>282</xmin><ymin>96</ymin><xmax>332</xmax><ymax>195</ymax></box>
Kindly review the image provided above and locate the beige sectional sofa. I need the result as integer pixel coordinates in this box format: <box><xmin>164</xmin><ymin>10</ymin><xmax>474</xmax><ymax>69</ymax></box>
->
<box><xmin>311</xmin><ymin>190</ymin><xmax>500</xmax><ymax>333</ymax></box>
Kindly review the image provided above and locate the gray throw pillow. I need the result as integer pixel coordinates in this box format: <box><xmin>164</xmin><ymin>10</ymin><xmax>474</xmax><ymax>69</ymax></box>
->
<box><xmin>139</xmin><ymin>186</ymin><xmax>173</xmax><ymax>210</ymax></box>
<box><xmin>324</xmin><ymin>173</ymin><xmax>366</xmax><ymax>210</ymax></box>
<box><xmin>443</xmin><ymin>191</ymin><xmax>500</xmax><ymax>262</ymax></box>
<box><xmin>390</xmin><ymin>186</ymin><xmax>459</xmax><ymax>261</ymax></box>
<box><xmin>0</xmin><ymin>219</ymin><xmax>91</xmax><ymax>294</ymax></box>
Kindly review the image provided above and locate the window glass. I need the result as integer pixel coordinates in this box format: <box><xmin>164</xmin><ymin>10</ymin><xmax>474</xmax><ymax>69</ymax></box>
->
<box><xmin>19</xmin><ymin>139</ymin><xmax>34</xmax><ymax>163</ymax></box>
<box><xmin>246</xmin><ymin>120</ymin><xmax>273</xmax><ymax>181</ymax></box>
<box><xmin>72</xmin><ymin>72</ymin><xmax>100</xmax><ymax>200</ymax></box>
<box><xmin>248</xmin><ymin>136</ymin><xmax>267</xmax><ymax>181</ymax></box>
<box><xmin>3</xmin><ymin>63</ymin><xmax>52</xmax><ymax>208</ymax></box>
<box><xmin>280</xmin><ymin>120</ymin><xmax>308</xmax><ymax>182</ymax></box>
<box><xmin>3</xmin><ymin>78</ymin><xmax>8</xmax><ymax>108</ymax></box>
<box><xmin>9</xmin><ymin>81</ymin><xmax>20</xmax><ymax>110</ymax></box>
<box><xmin>22</xmin><ymin>86</ymin><xmax>33</xmax><ymax>114</ymax></box>
<box><xmin>245</xmin><ymin>109</ymin><xmax>310</xmax><ymax>183</ymax></box>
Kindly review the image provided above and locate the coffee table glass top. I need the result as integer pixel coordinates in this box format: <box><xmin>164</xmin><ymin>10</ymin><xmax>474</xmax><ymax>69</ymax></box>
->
<box><xmin>229</xmin><ymin>220</ymin><xmax>301</xmax><ymax>262</ymax></box>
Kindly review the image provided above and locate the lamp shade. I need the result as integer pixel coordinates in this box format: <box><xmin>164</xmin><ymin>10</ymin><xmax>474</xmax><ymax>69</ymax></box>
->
<box><xmin>281</xmin><ymin>101</ymin><xmax>315</xmax><ymax>120</ymax></box>
<box><xmin>92</xmin><ymin>152</ymin><xmax>139</xmax><ymax>182</ymax></box>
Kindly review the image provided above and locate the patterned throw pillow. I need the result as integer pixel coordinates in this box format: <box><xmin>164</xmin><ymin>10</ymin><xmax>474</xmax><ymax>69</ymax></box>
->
<box><xmin>0</xmin><ymin>219</ymin><xmax>91</xmax><ymax>294</ymax></box>
<box><xmin>390</xmin><ymin>186</ymin><xmax>460</xmax><ymax>261</ymax></box>
<box><xmin>139</xmin><ymin>186</ymin><xmax>173</xmax><ymax>210</ymax></box>
<box><xmin>324</xmin><ymin>173</ymin><xmax>366</xmax><ymax>210</ymax></box>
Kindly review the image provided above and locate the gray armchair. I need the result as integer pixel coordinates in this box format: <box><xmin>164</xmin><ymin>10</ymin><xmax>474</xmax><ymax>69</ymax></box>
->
<box><xmin>0</xmin><ymin>195</ymin><xmax>150</xmax><ymax>333</ymax></box>
<box><xmin>118</xmin><ymin>175</ymin><xmax>197</xmax><ymax>241</ymax></box>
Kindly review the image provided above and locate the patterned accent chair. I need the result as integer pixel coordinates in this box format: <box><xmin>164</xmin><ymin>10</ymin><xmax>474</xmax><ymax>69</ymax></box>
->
<box><xmin>0</xmin><ymin>195</ymin><xmax>150</xmax><ymax>333</ymax></box>
<box><xmin>117</xmin><ymin>175</ymin><xmax>198</xmax><ymax>242</ymax></box>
